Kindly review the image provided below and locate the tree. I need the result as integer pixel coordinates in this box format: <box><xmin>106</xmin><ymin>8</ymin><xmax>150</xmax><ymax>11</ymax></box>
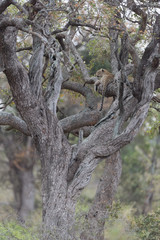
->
<box><xmin>0</xmin><ymin>132</ymin><xmax>36</xmax><ymax>222</ymax></box>
<box><xmin>0</xmin><ymin>0</ymin><xmax>160</xmax><ymax>239</ymax></box>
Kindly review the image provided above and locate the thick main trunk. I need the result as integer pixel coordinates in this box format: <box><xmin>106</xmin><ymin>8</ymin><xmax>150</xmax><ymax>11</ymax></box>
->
<box><xmin>42</xmin><ymin>187</ymin><xmax>76</xmax><ymax>240</ymax></box>
<box><xmin>36</xmin><ymin>122</ymin><xmax>75</xmax><ymax>240</ymax></box>
<box><xmin>41</xmin><ymin>167</ymin><xmax>76</xmax><ymax>240</ymax></box>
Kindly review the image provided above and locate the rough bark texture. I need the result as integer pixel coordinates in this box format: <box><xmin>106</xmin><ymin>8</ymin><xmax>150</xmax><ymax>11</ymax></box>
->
<box><xmin>0</xmin><ymin>1</ymin><xmax>160</xmax><ymax>239</ymax></box>
<box><xmin>81</xmin><ymin>152</ymin><xmax>122</xmax><ymax>240</ymax></box>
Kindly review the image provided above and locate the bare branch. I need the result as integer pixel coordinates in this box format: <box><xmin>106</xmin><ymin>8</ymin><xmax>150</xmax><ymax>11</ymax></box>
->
<box><xmin>0</xmin><ymin>16</ymin><xmax>48</xmax><ymax>43</ymax></box>
<box><xmin>0</xmin><ymin>26</ymin><xmax>36</xmax><ymax>110</ymax></box>
<box><xmin>97</xmin><ymin>103</ymin><xmax>148</xmax><ymax>157</ymax></box>
<box><xmin>16</xmin><ymin>46</ymin><xmax>32</xmax><ymax>52</ymax></box>
<box><xmin>72</xmin><ymin>102</ymin><xmax>146</xmax><ymax>193</ymax></box>
<box><xmin>69</xmin><ymin>19</ymin><xmax>100</xmax><ymax>30</ymax></box>
<box><xmin>65</xmin><ymin>35</ymin><xmax>96</xmax><ymax>84</ymax></box>
<box><xmin>11</xmin><ymin>0</ymin><xmax>28</xmax><ymax>15</ymax></box>
<box><xmin>0</xmin><ymin>17</ymin><xmax>27</xmax><ymax>30</ymax></box>
<box><xmin>0</xmin><ymin>97</ymin><xmax>13</xmax><ymax>110</ymax></box>
<box><xmin>0</xmin><ymin>0</ymin><xmax>12</xmax><ymax>14</ymax></box>
<box><xmin>109</xmin><ymin>26</ymin><xmax>119</xmax><ymax>74</ymax></box>
<box><xmin>60</xmin><ymin>110</ymin><xmax>103</xmax><ymax>133</ymax></box>
<box><xmin>139</xmin><ymin>3</ymin><xmax>160</xmax><ymax>8</ymax></box>
<box><xmin>0</xmin><ymin>113</ymin><xmax>30</xmax><ymax>135</ymax></box>
<box><xmin>152</xmin><ymin>96</ymin><xmax>160</xmax><ymax>103</ymax></box>
<box><xmin>133</xmin><ymin>14</ymin><xmax>160</xmax><ymax>100</ymax></box>
<box><xmin>71</xmin><ymin>126</ymin><xmax>93</xmax><ymax>138</ymax></box>
<box><xmin>23</xmin><ymin>29</ymin><xmax>48</xmax><ymax>44</ymax></box>
<box><xmin>127</xmin><ymin>0</ymin><xmax>147</xmax><ymax>44</ymax></box>
<box><xmin>67</xmin><ymin>97</ymin><xmax>147</xmax><ymax>183</ymax></box>
<box><xmin>0</xmin><ymin>109</ymin><xmax>100</xmax><ymax>136</ymax></box>
<box><xmin>62</xmin><ymin>81</ymin><xmax>98</xmax><ymax>110</ymax></box>
<box><xmin>128</xmin><ymin>42</ymin><xmax>140</xmax><ymax>73</ymax></box>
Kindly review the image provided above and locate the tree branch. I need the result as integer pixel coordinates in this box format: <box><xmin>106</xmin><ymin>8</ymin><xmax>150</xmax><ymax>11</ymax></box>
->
<box><xmin>0</xmin><ymin>0</ymin><xmax>12</xmax><ymax>14</ymax></box>
<box><xmin>69</xmin><ymin>19</ymin><xmax>100</xmax><ymax>30</ymax></box>
<box><xmin>16</xmin><ymin>46</ymin><xmax>32</xmax><ymax>52</ymax></box>
<box><xmin>0</xmin><ymin>26</ymin><xmax>34</xmax><ymax>109</ymax></box>
<box><xmin>0</xmin><ymin>113</ymin><xmax>30</xmax><ymax>135</ymax></box>
<box><xmin>0</xmin><ymin>109</ymin><xmax>101</xmax><ymax>136</ymax></box>
<box><xmin>69</xmin><ymin>103</ymin><xmax>149</xmax><ymax>198</ymax></box>
<box><xmin>133</xmin><ymin>14</ymin><xmax>160</xmax><ymax>101</ymax></box>
<box><xmin>65</xmin><ymin>35</ymin><xmax>96</xmax><ymax>84</ymax></box>
<box><xmin>0</xmin><ymin>16</ymin><xmax>47</xmax><ymax>44</ymax></box>
<box><xmin>11</xmin><ymin>0</ymin><xmax>28</xmax><ymax>15</ymax></box>
<box><xmin>62</xmin><ymin>81</ymin><xmax>98</xmax><ymax>110</ymax></box>
<box><xmin>60</xmin><ymin>110</ymin><xmax>103</xmax><ymax>133</ymax></box>
<box><xmin>67</xmin><ymin>96</ymin><xmax>148</xmax><ymax>184</ymax></box>
<box><xmin>127</xmin><ymin>0</ymin><xmax>147</xmax><ymax>45</ymax></box>
<box><xmin>0</xmin><ymin>17</ymin><xmax>27</xmax><ymax>30</ymax></box>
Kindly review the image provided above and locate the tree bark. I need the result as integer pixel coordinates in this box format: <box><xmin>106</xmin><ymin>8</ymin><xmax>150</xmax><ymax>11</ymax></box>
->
<box><xmin>81</xmin><ymin>152</ymin><xmax>122</xmax><ymax>240</ymax></box>
<box><xmin>33</xmin><ymin>113</ymin><xmax>73</xmax><ymax>240</ymax></box>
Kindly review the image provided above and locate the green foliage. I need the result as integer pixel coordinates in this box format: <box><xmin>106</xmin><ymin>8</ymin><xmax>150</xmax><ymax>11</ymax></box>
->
<box><xmin>0</xmin><ymin>221</ymin><xmax>39</xmax><ymax>240</ymax></box>
<box><xmin>144</xmin><ymin>105</ymin><xmax>160</xmax><ymax>137</ymax></box>
<box><xmin>6</xmin><ymin>0</ymin><xmax>27</xmax><ymax>16</ymax></box>
<box><xmin>118</xmin><ymin>136</ymin><xmax>147</xmax><ymax>211</ymax></box>
<box><xmin>80</xmin><ymin>38</ymin><xmax>111</xmax><ymax>75</ymax></box>
<box><xmin>136</xmin><ymin>209</ymin><xmax>160</xmax><ymax>240</ymax></box>
<box><xmin>105</xmin><ymin>205</ymin><xmax>160</xmax><ymax>240</ymax></box>
<box><xmin>109</xmin><ymin>201</ymin><xmax>122</xmax><ymax>219</ymax></box>
<box><xmin>105</xmin><ymin>204</ymin><xmax>138</xmax><ymax>240</ymax></box>
<box><xmin>118</xmin><ymin>133</ymin><xmax>160</xmax><ymax>213</ymax></box>
<box><xmin>0</xmin><ymin>88</ymin><xmax>10</xmax><ymax>99</ymax></box>
<box><xmin>76</xmin><ymin>198</ymin><xmax>160</xmax><ymax>240</ymax></box>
